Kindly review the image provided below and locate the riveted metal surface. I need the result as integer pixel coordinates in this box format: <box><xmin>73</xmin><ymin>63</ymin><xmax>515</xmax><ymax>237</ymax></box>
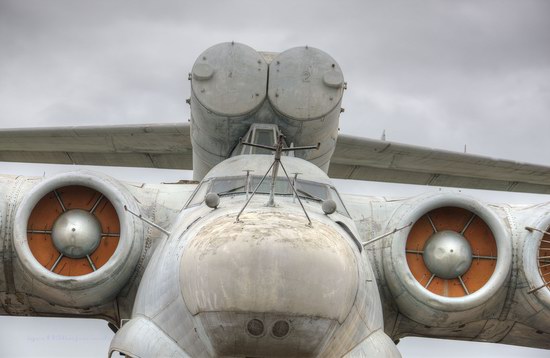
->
<box><xmin>540</xmin><ymin>233</ymin><xmax>550</xmax><ymax>288</ymax></box>
<box><xmin>109</xmin><ymin>316</ymin><xmax>191</xmax><ymax>358</ymax></box>
<box><xmin>189</xmin><ymin>44</ymin><xmax>344</xmax><ymax>181</ymax></box>
<box><xmin>191</xmin><ymin>42</ymin><xmax>267</xmax><ymax>117</ymax></box>
<box><xmin>523</xmin><ymin>213</ymin><xmax>550</xmax><ymax>310</ymax></box>
<box><xmin>343</xmin><ymin>329</ymin><xmax>402</xmax><ymax>357</ymax></box>
<box><xmin>268</xmin><ymin>46</ymin><xmax>344</xmax><ymax>120</ymax></box>
<box><xmin>128</xmin><ymin>185</ymin><xmax>393</xmax><ymax>357</ymax></box>
<box><xmin>536</xmin><ymin>227</ymin><xmax>550</xmax><ymax>295</ymax></box>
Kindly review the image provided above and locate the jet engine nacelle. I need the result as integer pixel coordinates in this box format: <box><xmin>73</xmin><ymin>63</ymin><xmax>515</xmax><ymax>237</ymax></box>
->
<box><xmin>13</xmin><ymin>171</ymin><xmax>145</xmax><ymax>308</ymax></box>
<box><xmin>523</xmin><ymin>213</ymin><xmax>550</xmax><ymax>306</ymax></box>
<box><xmin>512</xmin><ymin>210</ymin><xmax>550</xmax><ymax>334</ymax></box>
<box><xmin>383</xmin><ymin>193</ymin><xmax>512</xmax><ymax>326</ymax></box>
<box><xmin>189</xmin><ymin>42</ymin><xmax>345</xmax><ymax>179</ymax></box>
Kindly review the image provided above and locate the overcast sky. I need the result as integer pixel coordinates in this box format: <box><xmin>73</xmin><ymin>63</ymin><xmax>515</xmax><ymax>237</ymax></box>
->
<box><xmin>0</xmin><ymin>0</ymin><xmax>549</xmax><ymax>357</ymax></box>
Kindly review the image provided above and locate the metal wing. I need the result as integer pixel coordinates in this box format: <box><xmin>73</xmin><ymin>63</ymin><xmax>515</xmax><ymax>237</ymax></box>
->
<box><xmin>4</xmin><ymin>124</ymin><xmax>550</xmax><ymax>195</ymax></box>
<box><xmin>329</xmin><ymin>134</ymin><xmax>550</xmax><ymax>194</ymax></box>
<box><xmin>0</xmin><ymin>123</ymin><xmax>192</xmax><ymax>169</ymax></box>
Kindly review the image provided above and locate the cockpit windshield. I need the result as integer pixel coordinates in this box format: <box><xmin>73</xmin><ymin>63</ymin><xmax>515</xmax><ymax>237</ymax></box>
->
<box><xmin>186</xmin><ymin>175</ymin><xmax>350</xmax><ymax>217</ymax></box>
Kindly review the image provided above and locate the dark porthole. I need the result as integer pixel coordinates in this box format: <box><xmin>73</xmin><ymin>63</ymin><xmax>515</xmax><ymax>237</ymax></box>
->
<box><xmin>246</xmin><ymin>319</ymin><xmax>264</xmax><ymax>337</ymax></box>
<box><xmin>271</xmin><ymin>320</ymin><xmax>290</xmax><ymax>338</ymax></box>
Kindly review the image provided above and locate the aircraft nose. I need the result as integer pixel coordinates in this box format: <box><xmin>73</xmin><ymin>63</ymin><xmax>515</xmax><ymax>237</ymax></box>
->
<box><xmin>179</xmin><ymin>210</ymin><xmax>359</xmax><ymax>356</ymax></box>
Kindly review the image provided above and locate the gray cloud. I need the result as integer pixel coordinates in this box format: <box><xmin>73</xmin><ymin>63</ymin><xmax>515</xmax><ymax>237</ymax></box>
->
<box><xmin>1</xmin><ymin>0</ymin><xmax>549</xmax><ymax>163</ymax></box>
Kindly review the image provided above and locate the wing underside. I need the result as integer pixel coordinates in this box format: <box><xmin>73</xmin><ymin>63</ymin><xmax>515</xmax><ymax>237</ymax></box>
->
<box><xmin>2</xmin><ymin>124</ymin><xmax>550</xmax><ymax>194</ymax></box>
<box><xmin>329</xmin><ymin>134</ymin><xmax>550</xmax><ymax>194</ymax></box>
<box><xmin>0</xmin><ymin>123</ymin><xmax>192</xmax><ymax>170</ymax></box>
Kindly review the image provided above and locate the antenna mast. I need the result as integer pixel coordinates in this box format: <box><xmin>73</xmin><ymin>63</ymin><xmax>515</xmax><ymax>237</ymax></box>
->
<box><xmin>235</xmin><ymin>135</ymin><xmax>320</xmax><ymax>225</ymax></box>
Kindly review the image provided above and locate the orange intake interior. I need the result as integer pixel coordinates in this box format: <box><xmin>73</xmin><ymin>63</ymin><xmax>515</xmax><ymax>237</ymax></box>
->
<box><xmin>27</xmin><ymin>185</ymin><xmax>120</xmax><ymax>276</ymax></box>
<box><xmin>540</xmin><ymin>228</ymin><xmax>550</xmax><ymax>290</ymax></box>
<box><xmin>406</xmin><ymin>206</ymin><xmax>497</xmax><ymax>297</ymax></box>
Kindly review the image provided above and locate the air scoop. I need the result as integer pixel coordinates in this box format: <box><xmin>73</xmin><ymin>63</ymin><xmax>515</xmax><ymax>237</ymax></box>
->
<box><xmin>180</xmin><ymin>210</ymin><xmax>358</xmax><ymax>356</ymax></box>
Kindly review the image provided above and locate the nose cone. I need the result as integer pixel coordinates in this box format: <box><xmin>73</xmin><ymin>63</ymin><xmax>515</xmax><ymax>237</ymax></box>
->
<box><xmin>180</xmin><ymin>210</ymin><xmax>359</xmax><ymax>356</ymax></box>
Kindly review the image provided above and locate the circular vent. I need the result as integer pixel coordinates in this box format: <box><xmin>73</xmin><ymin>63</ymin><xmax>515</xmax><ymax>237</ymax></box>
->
<box><xmin>384</xmin><ymin>193</ymin><xmax>511</xmax><ymax>324</ymax></box>
<box><xmin>406</xmin><ymin>206</ymin><xmax>497</xmax><ymax>297</ymax></box>
<box><xmin>14</xmin><ymin>171</ymin><xmax>144</xmax><ymax>307</ymax></box>
<box><xmin>27</xmin><ymin>185</ymin><xmax>120</xmax><ymax>276</ymax></box>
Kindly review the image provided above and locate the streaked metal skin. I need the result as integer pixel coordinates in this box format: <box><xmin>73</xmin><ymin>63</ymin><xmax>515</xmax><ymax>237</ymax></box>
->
<box><xmin>423</xmin><ymin>230</ymin><xmax>473</xmax><ymax>279</ymax></box>
<box><xmin>12</xmin><ymin>171</ymin><xmax>146</xmax><ymax>307</ymax></box>
<box><xmin>51</xmin><ymin>209</ymin><xmax>102</xmax><ymax>259</ymax></box>
<box><xmin>110</xmin><ymin>317</ymin><xmax>191</xmax><ymax>357</ymax></box>
<box><xmin>0</xmin><ymin>172</ymin><xmax>197</xmax><ymax>322</ymax></box>
<box><xmin>180</xmin><ymin>212</ymin><xmax>359</xmax><ymax>323</ymax></box>
<box><xmin>109</xmin><ymin>156</ymin><xmax>400</xmax><ymax>357</ymax></box>
<box><xmin>0</xmin><ymin>42</ymin><xmax>550</xmax><ymax>356</ymax></box>
<box><xmin>344</xmin><ymin>193</ymin><xmax>550</xmax><ymax>349</ymax></box>
<box><xmin>514</xmin><ymin>211</ymin><xmax>550</xmax><ymax>342</ymax></box>
<box><xmin>190</xmin><ymin>42</ymin><xmax>343</xmax><ymax>180</ymax></box>
<box><xmin>2</xmin><ymin>167</ymin><xmax>550</xmax><ymax>354</ymax></box>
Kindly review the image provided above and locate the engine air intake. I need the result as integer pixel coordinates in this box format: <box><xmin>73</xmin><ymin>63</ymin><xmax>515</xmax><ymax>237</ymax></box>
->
<box><xmin>27</xmin><ymin>185</ymin><xmax>120</xmax><ymax>276</ymax></box>
<box><xmin>383</xmin><ymin>193</ymin><xmax>511</xmax><ymax>325</ymax></box>
<box><xmin>406</xmin><ymin>207</ymin><xmax>497</xmax><ymax>297</ymax></box>
<box><xmin>523</xmin><ymin>221</ymin><xmax>550</xmax><ymax>306</ymax></box>
<box><xmin>14</xmin><ymin>171</ymin><xmax>144</xmax><ymax>307</ymax></box>
<box><xmin>538</xmin><ymin>231</ymin><xmax>550</xmax><ymax>291</ymax></box>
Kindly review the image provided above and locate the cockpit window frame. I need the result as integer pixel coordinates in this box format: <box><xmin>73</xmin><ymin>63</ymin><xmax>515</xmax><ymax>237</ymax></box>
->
<box><xmin>210</xmin><ymin>176</ymin><xmax>247</xmax><ymax>196</ymax></box>
<box><xmin>184</xmin><ymin>175</ymin><xmax>351</xmax><ymax>218</ymax></box>
<box><xmin>328</xmin><ymin>186</ymin><xmax>351</xmax><ymax>217</ymax></box>
<box><xmin>184</xmin><ymin>179</ymin><xmax>212</xmax><ymax>208</ymax></box>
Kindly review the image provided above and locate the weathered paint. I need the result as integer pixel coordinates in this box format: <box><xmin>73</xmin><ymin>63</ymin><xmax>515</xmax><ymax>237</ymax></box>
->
<box><xmin>190</xmin><ymin>42</ymin><xmax>342</xmax><ymax>180</ymax></box>
<box><xmin>1</xmin><ymin>41</ymin><xmax>550</xmax><ymax>357</ymax></box>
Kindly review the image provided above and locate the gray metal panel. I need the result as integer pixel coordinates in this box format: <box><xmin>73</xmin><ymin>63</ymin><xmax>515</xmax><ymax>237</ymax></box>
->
<box><xmin>0</xmin><ymin>123</ymin><xmax>192</xmax><ymax>169</ymax></box>
<box><xmin>329</xmin><ymin>134</ymin><xmax>550</xmax><ymax>194</ymax></box>
<box><xmin>191</xmin><ymin>42</ymin><xmax>268</xmax><ymax>117</ymax></box>
<box><xmin>268</xmin><ymin>46</ymin><xmax>344</xmax><ymax>120</ymax></box>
